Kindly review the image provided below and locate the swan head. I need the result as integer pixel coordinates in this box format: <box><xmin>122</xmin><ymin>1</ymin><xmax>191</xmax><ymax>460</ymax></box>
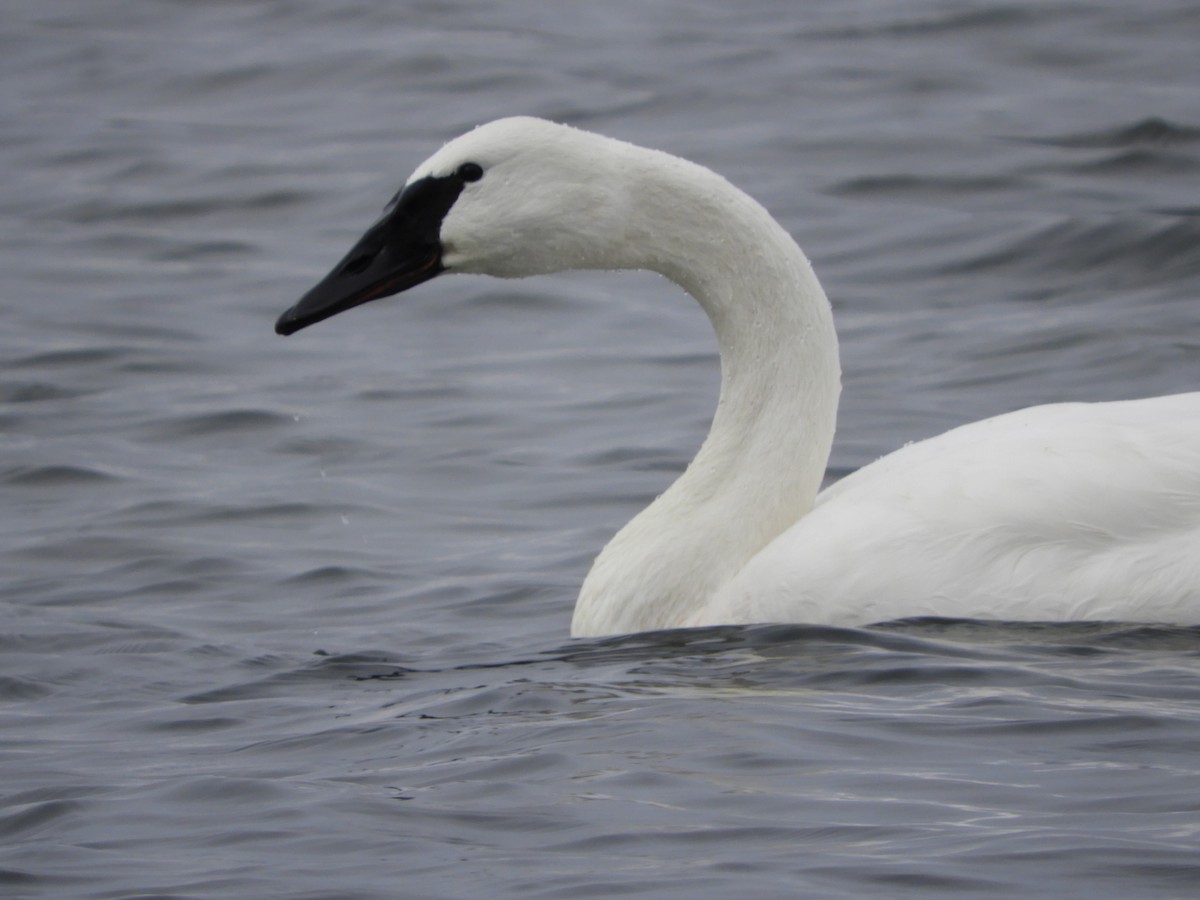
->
<box><xmin>276</xmin><ymin>117</ymin><xmax>638</xmax><ymax>335</ymax></box>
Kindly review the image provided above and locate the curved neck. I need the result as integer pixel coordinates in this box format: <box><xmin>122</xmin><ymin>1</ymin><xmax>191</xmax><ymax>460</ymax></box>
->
<box><xmin>572</xmin><ymin>152</ymin><xmax>841</xmax><ymax>636</ymax></box>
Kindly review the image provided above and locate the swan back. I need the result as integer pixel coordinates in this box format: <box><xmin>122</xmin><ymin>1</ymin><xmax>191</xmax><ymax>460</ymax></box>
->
<box><xmin>710</xmin><ymin>393</ymin><xmax>1200</xmax><ymax>627</ymax></box>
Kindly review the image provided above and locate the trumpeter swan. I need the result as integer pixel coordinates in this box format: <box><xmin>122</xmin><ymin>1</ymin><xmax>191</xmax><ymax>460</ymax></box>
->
<box><xmin>276</xmin><ymin>117</ymin><xmax>1200</xmax><ymax>637</ymax></box>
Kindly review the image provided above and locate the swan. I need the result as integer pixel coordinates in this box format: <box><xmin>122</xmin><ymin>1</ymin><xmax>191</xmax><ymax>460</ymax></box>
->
<box><xmin>276</xmin><ymin>116</ymin><xmax>1200</xmax><ymax>637</ymax></box>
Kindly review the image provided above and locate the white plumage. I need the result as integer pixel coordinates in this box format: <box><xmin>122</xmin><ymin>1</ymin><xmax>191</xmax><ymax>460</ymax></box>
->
<box><xmin>709</xmin><ymin>394</ymin><xmax>1200</xmax><ymax>629</ymax></box>
<box><xmin>285</xmin><ymin>117</ymin><xmax>1200</xmax><ymax>637</ymax></box>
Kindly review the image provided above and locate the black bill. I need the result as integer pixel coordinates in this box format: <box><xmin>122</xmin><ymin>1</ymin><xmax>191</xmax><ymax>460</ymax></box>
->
<box><xmin>275</xmin><ymin>173</ymin><xmax>469</xmax><ymax>336</ymax></box>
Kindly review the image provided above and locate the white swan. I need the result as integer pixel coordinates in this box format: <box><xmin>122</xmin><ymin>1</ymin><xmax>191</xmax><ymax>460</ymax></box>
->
<box><xmin>277</xmin><ymin>117</ymin><xmax>1200</xmax><ymax>637</ymax></box>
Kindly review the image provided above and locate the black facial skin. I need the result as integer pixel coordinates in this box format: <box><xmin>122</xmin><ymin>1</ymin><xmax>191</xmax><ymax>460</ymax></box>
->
<box><xmin>275</xmin><ymin>162</ymin><xmax>482</xmax><ymax>336</ymax></box>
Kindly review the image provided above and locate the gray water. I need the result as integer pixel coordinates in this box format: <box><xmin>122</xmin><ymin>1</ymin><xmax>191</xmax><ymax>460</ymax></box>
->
<box><xmin>4</xmin><ymin>1</ymin><xmax>1200</xmax><ymax>897</ymax></box>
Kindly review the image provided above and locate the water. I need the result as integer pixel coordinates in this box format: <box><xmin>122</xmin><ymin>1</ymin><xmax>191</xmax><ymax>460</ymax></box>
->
<box><xmin>3</xmin><ymin>1</ymin><xmax>1200</xmax><ymax>896</ymax></box>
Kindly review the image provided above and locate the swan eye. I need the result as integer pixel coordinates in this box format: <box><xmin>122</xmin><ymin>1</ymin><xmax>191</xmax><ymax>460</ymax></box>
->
<box><xmin>457</xmin><ymin>162</ymin><xmax>484</xmax><ymax>183</ymax></box>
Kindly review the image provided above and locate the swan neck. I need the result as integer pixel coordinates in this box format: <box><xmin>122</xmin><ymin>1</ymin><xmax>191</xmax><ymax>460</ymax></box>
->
<box><xmin>573</xmin><ymin>155</ymin><xmax>841</xmax><ymax>636</ymax></box>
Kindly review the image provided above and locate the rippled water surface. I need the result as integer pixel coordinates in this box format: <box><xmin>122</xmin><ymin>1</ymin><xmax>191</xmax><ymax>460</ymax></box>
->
<box><xmin>3</xmin><ymin>1</ymin><xmax>1200</xmax><ymax>897</ymax></box>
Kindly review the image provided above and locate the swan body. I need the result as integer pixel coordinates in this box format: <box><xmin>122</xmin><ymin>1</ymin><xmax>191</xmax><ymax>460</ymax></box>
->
<box><xmin>707</xmin><ymin>394</ymin><xmax>1200</xmax><ymax>629</ymax></box>
<box><xmin>276</xmin><ymin>117</ymin><xmax>1200</xmax><ymax>637</ymax></box>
